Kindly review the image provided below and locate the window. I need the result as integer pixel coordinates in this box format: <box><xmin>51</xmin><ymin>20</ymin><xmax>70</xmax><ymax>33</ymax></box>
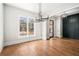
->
<box><xmin>28</xmin><ymin>18</ymin><xmax>34</xmax><ymax>35</ymax></box>
<box><xmin>20</xmin><ymin>16</ymin><xmax>34</xmax><ymax>36</ymax></box>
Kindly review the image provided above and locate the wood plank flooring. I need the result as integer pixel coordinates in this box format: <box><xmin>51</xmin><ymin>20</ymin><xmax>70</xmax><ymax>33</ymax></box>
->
<box><xmin>0</xmin><ymin>38</ymin><xmax>79</xmax><ymax>56</ymax></box>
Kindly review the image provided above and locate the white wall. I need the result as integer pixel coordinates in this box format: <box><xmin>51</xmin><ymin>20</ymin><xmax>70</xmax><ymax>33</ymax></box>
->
<box><xmin>54</xmin><ymin>16</ymin><xmax>62</xmax><ymax>38</ymax></box>
<box><xmin>42</xmin><ymin>20</ymin><xmax>48</xmax><ymax>40</ymax></box>
<box><xmin>34</xmin><ymin>22</ymin><xmax>42</xmax><ymax>39</ymax></box>
<box><xmin>0</xmin><ymin>3</ymin><xmax>3</xmax><ymax>52</ymax></box>
<box><xmin>4</xmin><ymin>4</ymin><xmax>42</xmax><ymax>46</ymax></box>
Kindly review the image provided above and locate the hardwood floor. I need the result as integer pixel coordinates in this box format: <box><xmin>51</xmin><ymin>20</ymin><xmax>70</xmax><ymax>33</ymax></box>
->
<box><xmin>0</xmin><ymin>38</ymin><xmax>79</xmax><ymax>56</ymax></box>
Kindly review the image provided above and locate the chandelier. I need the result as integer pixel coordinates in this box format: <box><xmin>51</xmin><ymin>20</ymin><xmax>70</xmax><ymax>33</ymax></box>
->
<box><xmin>35</xmin><ymin>3</ymin><xmax>49</xmax><ymax>22</ymax></box>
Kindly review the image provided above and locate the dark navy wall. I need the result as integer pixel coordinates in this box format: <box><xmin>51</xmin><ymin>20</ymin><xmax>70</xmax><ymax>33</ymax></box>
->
<box><xmin>63</xmin><ymin>13</ymin><xmax>79</xmax><ymax>39</ymax></box>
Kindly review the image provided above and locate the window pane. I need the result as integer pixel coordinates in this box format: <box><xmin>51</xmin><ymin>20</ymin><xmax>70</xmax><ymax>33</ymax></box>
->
<box><xmin>20</xmin><ymin>17</ymin><xmax>27</xmax><ymax>35</ymax></box>
<box><xmin>28</xmin><ymin>18</ymin><xmax>34</xmax><ymax>35</ymax></box>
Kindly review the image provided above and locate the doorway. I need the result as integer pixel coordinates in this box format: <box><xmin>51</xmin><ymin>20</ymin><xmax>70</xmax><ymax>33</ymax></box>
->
<box><xmin>48</xmin><ymin>20</ymin><xmax>54</xmax><ymax>38</ymax></box>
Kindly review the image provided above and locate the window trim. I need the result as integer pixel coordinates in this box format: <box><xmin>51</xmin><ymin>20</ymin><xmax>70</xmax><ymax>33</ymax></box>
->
<box><xmin>19</xmin><ymin>16</ymin><xmax>35</xmax><ymax>37</ymax></box>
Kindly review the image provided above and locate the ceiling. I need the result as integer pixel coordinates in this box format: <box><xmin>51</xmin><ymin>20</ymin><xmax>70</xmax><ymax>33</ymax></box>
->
<box><xmin>6</xmin><ymin>3</ymin><xmax>79</xmax><ymax>16</ymax></box>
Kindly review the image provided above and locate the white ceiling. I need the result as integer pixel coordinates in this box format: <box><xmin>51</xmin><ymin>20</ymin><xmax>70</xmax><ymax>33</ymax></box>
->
<box><xmin>6</xmin><ymin>3</ymin><xmax>79</xmax><ymax>16</ymax></box>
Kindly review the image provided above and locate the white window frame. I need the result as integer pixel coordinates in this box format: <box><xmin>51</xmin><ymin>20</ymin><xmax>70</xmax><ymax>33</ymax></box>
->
<box><xmin>19</xmin><ymin>16</ymin><xmax>35</xmax><ymax>38</ymax></box>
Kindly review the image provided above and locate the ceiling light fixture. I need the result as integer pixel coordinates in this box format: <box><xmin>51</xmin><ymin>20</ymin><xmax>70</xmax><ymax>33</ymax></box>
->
<box><xmin>35</xmin><ymin>3</ymin><xmax>49</xmax><ymax>22</ymax></box>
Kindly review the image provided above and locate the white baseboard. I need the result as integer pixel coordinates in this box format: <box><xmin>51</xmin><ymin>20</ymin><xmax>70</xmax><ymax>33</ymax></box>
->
<box><xmin>4</xmin><ymin>38</ymin><xmax>41</xmax><ymax>47</ymax></box>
